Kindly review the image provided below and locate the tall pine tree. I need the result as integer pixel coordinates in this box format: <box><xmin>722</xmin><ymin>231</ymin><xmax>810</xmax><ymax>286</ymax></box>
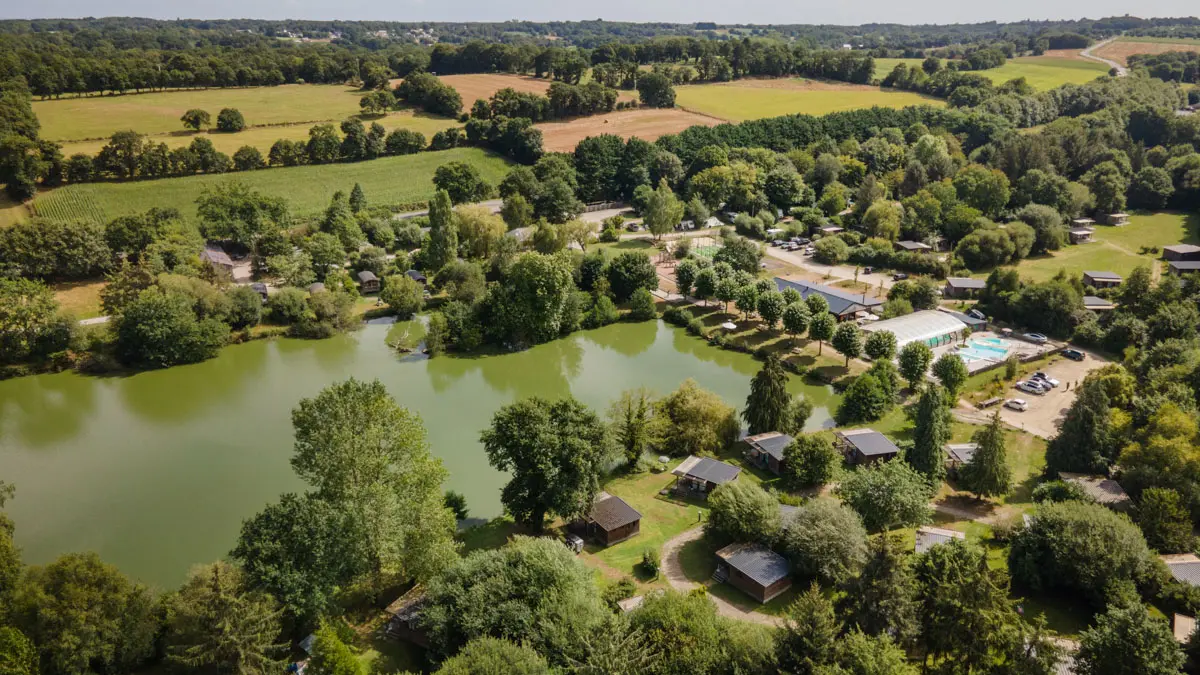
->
<box><xmin>909</xmin><ymin>384</ymin><xmax>950</xmax><ymax>484</ymax></box>
<box><xmin>837</xmin><ymin>533</ymin><xmax>919</xmax><ymax>645</ymax></box>
<box><xmin>743</xmin><ymin>354</ymin><xmax>792</xmax><ymax>434</ymax></box>
<box><xmin>425</xmin><ymin>189</ymin><xmax>458</xmax><ymax>272</ymax></box>
<box><xmin>1046</xmin><ymin>378</ymin><xmax>1114</xmax><ymax>473</ymax></box>
<box><xmin>960</xmin><ymin>410</ymin><xmax>1012</xmax><ymax>499</ymax></box>
<box><xmin>776</xmin><ymin>583</ymin><xmax>840</xmax><ymax>675</ymax></box>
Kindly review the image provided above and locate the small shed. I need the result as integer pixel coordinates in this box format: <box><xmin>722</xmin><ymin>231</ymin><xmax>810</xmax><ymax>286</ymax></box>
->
<box><xmin>1061</xmin><ymin>472</ymin><xmax>1131</xmax><ymax>511</ymax></box>
<box><xmin>405</xmin><ymin>269</ymin><xmax>428</xmax><ymax>284</ymax></box>
<box><xmin>714</xmin><ymin>543</ymin><xmax>792</xmax><ymax>603</ymax></box>
<box><xmin>1105</xmin><ymin>213</ymin><xmax>1130</xmax><ymax>226</ymax></box>
<box><xmin>307</xmin><ymin>282</ymin><xmax>326</xmax><ymax>294</ymax></box>
<box><xmin>1082</xmin><ymin>271</ymin><xmax>1122</xmax><ymax>289</ymax></box>
<box><xmin>671</xmin><ymin>456</ymin><xmax>741</xmax><ymax>498</ymax></box>
<box><xmin>894</xmin><ymin>240</ymin><xmax>933</xmax><ymax>254</ymax></box>
<box><xmin>384</xmin><ymin>586</ymin><xmax>430</xmax><ymax>648</ymax></box>
<box><xmin>1163</xmin><ymin>244</ymin><xmax>1200</xmax><ymax>262</ymax></box>
<box><xmin>943</xmin><ymin>277</ymin><xmax>986</xmax><ymax>299</ymax></box>
<box><xmin>357</xmin><ymin>270</ymin><xmax>380</xmax><ymax>293</ymax></box>
<box><xmin>1169</xmin><ymin>261</ymin><xmax>1200</xmax><ymax>276</ymax></box>
<box><xmin>945</xmin><ymin>442</ymin><xmax>979</xmax><ymax>469</ymax></box>
<box><xmin>1175</xmin><ymin>614</ymin><xmax>1196</xmax><ymax>644</ymax></box>
<box><xmin>744</xmin><ymin>432</ymin><xmax>793</xmax><ymax>475</ymax></box>
<box><xmin>836</xmin><ymin>428</ymin><xmax>900</xmax><ymax>465</ymax></box>
<box><xmin>1163</xmin><ymin>554</ymin><xmax>1200</xmax><ymax>587</ymax></box>
<box><xmin>581</xmin><ymin>492</ymin><xmax>642</xmax><ymax>546</ymax></box>
<box><xmin>914</xmin><ymin>526</ymin><xmax>966</xmax><ymax>553</ymax></box>
<box><xmin>250</xmin><ymin>282</ymin><xmax>269</xmax><ymax>301</ymax></box>
<box><xmin>1082</xmin><ymin>295</ymin><xmax>1116</xmax><ymax>311</ymax></box>
<box><xmin>201</xmin><ymin>245</ymin><xmax>234</xmax><ymax>274</ymax></box>
<box><xmin>1068</xmin><ymin>229</ymin><xmax>1094</xmax><ymax>245</ymax></box>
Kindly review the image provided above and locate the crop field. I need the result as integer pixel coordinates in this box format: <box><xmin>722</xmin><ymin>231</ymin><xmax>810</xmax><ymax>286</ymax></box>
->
<box><xmin>536</xmin><ymin>108</ymin><xmax>719</xmax><ymax>151</ymax></box>
<box><xmin>873</xmin><ymin>57</ymin><xmax>927</xmax><ymax>81</ymax></box>
<box><xmin>54</xmin><ymin>110</ymin><xmax>456</xmax><ymax>158</ymax></box>
<box><xmin>29</xmin><ymin>147</ymin><xmax>514</xmax><ymax>224</ymax></box>
<box><xmin>1092</xmin><ymin>37</ymin><xmax>1200</xmax><ymax>66</ymax></box>
<box><xmin>673</xmin><ymin>79</ymin><xmax>944</xmax><ymax>122</ymax></box>
<box><xmin>33</xmin><ymin>84</ymin><xmax>382</xmax><ymax>141</ymax></box>
<box><xmin>1004</xmin><ymin>211</ymin><xmax>1198</xmax><ymax>282</ymax></box>
<box><xmin>977</xmin><ymin>56</ymin><xmax>1110</xmax><ymax>91</ymax></box>
<box><xmin>389</xmin><ymin>73</ymin><xmax>637</xmax><ymax>106</ymax></box>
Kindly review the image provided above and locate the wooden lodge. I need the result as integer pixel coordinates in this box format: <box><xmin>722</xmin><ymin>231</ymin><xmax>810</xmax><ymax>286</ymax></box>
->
<box><xmin>577</xmin><ymin>491</ymin><xmax>642</xmax><ymax>546</ymax></box>
<box><xmin>671</xmin><ymin>456</ymin><xmax>741</xmax><ymax>498</ymax></box>
<box><xmin>835</xmin><ymin>428</ymin><xmax>900</xmax><ymax>465</ymax></box>
<box><xmin>714</xmin><ymin>543</ymin><xmax>792</xmax><ymax>603</ymax></box>
<box><xmin>744</xmin><ymin>432</ymin><xmax>793</xmax><ymax>476</ymax></box>
<box><xmin>357</xmin><ymin>270</ymin><xmax>380</xmax><ymax>293</ymax></box>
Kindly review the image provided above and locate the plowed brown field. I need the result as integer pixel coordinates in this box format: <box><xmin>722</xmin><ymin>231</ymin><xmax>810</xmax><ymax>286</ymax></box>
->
<box><xmin>536</xmin><ymin>108</ymin><xmax>720</xmax><ymax>151</ymax></box>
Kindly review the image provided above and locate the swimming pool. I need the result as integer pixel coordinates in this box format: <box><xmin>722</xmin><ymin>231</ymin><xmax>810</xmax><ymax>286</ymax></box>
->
<box><xmin>955</xmin><ymin>337</ymin><xmax>1012</xmax><ymax>363</ymax></box>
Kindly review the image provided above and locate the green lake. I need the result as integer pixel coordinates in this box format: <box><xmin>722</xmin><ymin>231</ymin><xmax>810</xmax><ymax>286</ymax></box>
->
<box><xmin>0</xmin><ymin>320</ymin><xmax>836</xmax><ymax>588</ymax></box>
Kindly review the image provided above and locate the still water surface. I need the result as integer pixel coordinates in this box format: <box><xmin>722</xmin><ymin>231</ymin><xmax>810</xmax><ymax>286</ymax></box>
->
<box><xmin>0</xmin><ymin>320</ymin><xmax>835</xmax><ymax>587</ymax></box>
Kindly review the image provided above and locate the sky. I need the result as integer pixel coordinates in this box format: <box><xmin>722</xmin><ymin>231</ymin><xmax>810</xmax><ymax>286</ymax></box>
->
<box><xmin>4</xmin><ymin>0</ymin><xmax>1198</xmax><ymax>26</ymax></box>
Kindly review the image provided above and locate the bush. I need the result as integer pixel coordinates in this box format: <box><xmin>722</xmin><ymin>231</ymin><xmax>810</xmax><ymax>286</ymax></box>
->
<box><xmin>628</xmin><ymin>287</ymin><xmax>657</xmax><ymax>321</ymax></box>
<box><xmin>662</xmin><ymin>306</ymin><xmax>694</xmax><ymax>327</ymax></box>
<box><xmin>1031</xmin><ymin>480</ymin><xmax>1094</xmax><ymax>504</ymax></box>
<box><xmin>215</xmin><ymin>108</ymin><xmax>245</xmax><ymax>132</ymax></box>
<box><xmin>686</xmin><ymin>318</ymin><xmax>706</xmax><ymax>336</ymax></box>
<box><xmin>599</xmin><ymin>227</ymin><xmax>620</xmax><ymax>243</ymax></box>
<box><xmin>602</xmin><ymin>578</ymin><xmax>638</xmax><ymax>610</ymax></box>
<box><xmin>380</xmin><ymin>274</ymin><xmax>424</xmax><ymax>318</ymax></box>
<box><xmin>640</xmin><ymin>549</ymin><xmax>661</xmax><ymax>578</ymax></box>
<box><xmin>812</xmin><ymin>237</ymin><xmax>850</xmax><ymax>264</ymax></box>
<box><xmin>267</xmin><ymin>287</ymin><xmax>309</xmax><ymax>324</ymax></box>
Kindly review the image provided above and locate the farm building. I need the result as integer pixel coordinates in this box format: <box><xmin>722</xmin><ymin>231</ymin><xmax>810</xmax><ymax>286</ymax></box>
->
<box><xmin>945</xmin><ymin>442</ymin><xmax>979</xmax><ymax>469</ymax></box>
<box><xmin>1169</xmin><ymin>261</ymin><xmax>1200</xmax><ymax>276</ymax></box>
<box><xmin>744</xmin><ymin>432</ymin><xmax>793</xmax><ymax>475</ymax></box>
<box><xmin>943</xmin><ymin>277</ymin><xmax>986</xmax><ymax>299</ymax></box>
<box><xmin>1105</xmin><ymin>213</ymin><xmax>1130</xmax><ymax>226</ymax></box>
<box><xmin>1163</xmin><ymin>554</ymin><xmax>1200</xmax><ymax>587</ymax></box>
<box><xmin>200</xmin><ymin>245</ymin><xmax>234</xmax><ymax>274</ymax></box>
<box><xmin>1068</xmin><ymin>229</ymin><xmax>1094</xmax><ymax>244</ymax></box>
<box><xmin>774</xmin><ymin>278</ymin><xmax>883</xmax><ymax>321</ymax></box>
<box><xmin>1164</xmin><ymin>245</ymin><xmax>1200</xmax><ymax>262</ymax></box>
<box><xmin>835</xmin><ymin>428</ymin><xmax>900</xmax><ymax>465</ymax></box>
<box><xmin>671</xmin><ymin>456</ymin><xmax>741</xmax><ymax>498</ymax></box>
<box><xmin>1082</xmin><ymin>296</ymin><xmax>1116</xmax><ymax>311</ymax></box>
<box><xmin>1061</xmin><ymin>473</ymin><xmax>1130</xmax><ymax>510</ymax></box>
<box><xmin>861</xmin><ymin>310</ymin><xmax>969</xmax><ymax>350</ymax></box>
<box><xmin>915</xmin><ymin>526</ymin><xmax>967</xmax><ymax>553</ymax></box>
<box><xmin>894</xmin><ymin>240</ymin><xmax>933</xmax><ymax>254</ymax></box>
<box><xmin>1082</xmin><ymin>271</ymin><xmax>1122</xmax><ymax>289</ymax></box>
<box><xmin>357</xmin><ymin>270</ymin><xmax>380</xmax><ymax>293</ymax></box>
<box><xmin>714</xmin><ymin>543</ymin><xmax>793</xmax><ymax>603</ymax></box>
<box><xmin>577</xmin><ymin>492</ymin><xmax>641</xmax><ymax>546</ymax></box>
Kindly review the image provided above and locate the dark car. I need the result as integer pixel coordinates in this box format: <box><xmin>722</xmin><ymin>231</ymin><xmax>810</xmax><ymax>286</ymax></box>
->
<box><xmin>863</xmin><ymin>266</ymin><xmax>874</xmax><ymax>274</ymax></box>
<box><xmin>892</xmin><ymin>272</ymin><xmax>909</xmax><ymax>281</ymax></box>
<box><xmin>1062</xmin><ymin>348</ymin><xmax>1086</xmax><ymax>361</ymax></box>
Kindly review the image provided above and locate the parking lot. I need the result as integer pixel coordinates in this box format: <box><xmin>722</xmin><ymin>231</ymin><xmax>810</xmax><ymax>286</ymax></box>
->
<box><xmin>990</xmin><ymin>348</ymin><xmax>1109</xmax><ymax>439</ymax></box>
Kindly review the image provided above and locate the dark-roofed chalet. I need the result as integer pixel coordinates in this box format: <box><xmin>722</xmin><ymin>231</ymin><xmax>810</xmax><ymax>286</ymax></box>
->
<box><xmin>384</xmin><ymin>585</ymin><xmax>430</xmax><ymax>648</ymax></box>
<box><xmin>775</xmin><ymin>278</ymin><xmax>883</xmax><ymax>321</ymax></box>
<box><xmin>1169</xmin><ymin>261</ymin><xmax>1200</xmax><ymax>277</ymax></box>
<box><xmin>200</xmin><ymin>245</ymin><xmax>234</xmax><ymax>273</ymax></box>
<box><xmin>357</xmin><ymin>270</ymin><xmax>380</xmax><ymax>293</ymax></box>
<box><xmin>945</xmin><ymin>442</ymin><xmax>979</xmax><ymax>469</ymax></box>
<box><xmin>1082</xmin><ymin>271</ymin><xmax>1122</xmax><ymax>289</ymax></box>
<box><xmin>894</xmin><ymin>240</ymin><xmax>932</xmax><ymax>253</ymax></box>
<box><xmin>581</xmin><ymin>492</ymin><xmax>641</xmax><ymax>546</ymax></box>
<box><xmin>1163</xmin><ymin>554</ymin><xmax>1200</xmax><ymax>587</ymax></box>
<box><xmin>1163</xmin><ymin>245</ymin><xmax>1200</xmax><ymax>262</ymax></box>
<box><xmin>744</xmin><ymin>432</ymin><xmax>793</xmax><ymax>475</ymax></box>
<box><xmin>1082</xmin><ymin>295</ymin><xmax>1116</xmax><ymax>311</ymax></box>
<box><xmin>405</xmin><ymin>269</ymin><xmax>428</xmax><ymax>284</ymax></box>
<box><xmin>1060</xmin><ymin>472</ymin><xmax>1130</xmax><ymax>511</ymax></box>
<box><xmin>836</xmin><ymin>428</ymin><xmax>900</xmax><ymax>465</ymax></box>
<box><xmin>715</xmin><ymin>543</ymin><xmax>792</xmax><ymax>603</ymax></box>
<box><xmin>943</xmin><ymin>277</ymin><xmax>986</xmax><ymax>299</ymax></box>
<box><xmin>672</xmin><ymin>456</ymin><xmax>740</xmax><ymax>498</ymax></box>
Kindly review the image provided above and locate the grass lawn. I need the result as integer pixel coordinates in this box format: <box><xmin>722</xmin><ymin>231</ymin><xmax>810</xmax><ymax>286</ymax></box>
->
<box><xmin>587</xmin><ymin>470</ymin><xmax>709</xmax><ymax>579</ymax></box>
<box><xmin>592</xmin><ymin>238</ymin><xmax>656</xmax><ymax>260</ymax></box>
<box><xmin>52</xmin><ymin>280</ymin><xmax>107</xmax><ymax>318</ymax></box>
<box><xmin>0</xmin><ymin>192</ymin><xmax>28</xmax><ymax>228</ymax></box>
<box><xmin>1002</xmin><ymin>211</ymin><xmax>1198</xmax><ymax>283</ymax></box>
<box><xmin>30</xmin><ymin>148</ymin><xmax>514</xmax><ymax>225</ymax></box>
<box><xmin>55</xmin><ymin>110</ymin><xmax>455</xmax><ymax>158</ymax></box>
<box><xmin>673</xmin><ymin>81</ymin><xmax>943</xmax><ymax>122</ymax></box>
<box><xmin>34</xmin><ymin>84</ymin><xmax>383</xmax><ymax>141</ymax></box>
<box><xmin>977</xmin><ymin>56</ymin><xmax>1110</xmax><ymax>91</ymax></box>
<box><xmin>873</xmin><ymin>58</ymin><xmax>928</xmax><ymax>81</ymax></box>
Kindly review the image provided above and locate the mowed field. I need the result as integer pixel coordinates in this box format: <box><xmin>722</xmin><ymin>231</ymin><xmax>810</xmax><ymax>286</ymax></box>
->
<box><xmin>673</xmin><ymin>78</ymin><xmax>944</xmax><ymax>122</ymax></box>
<box><xmin>389</xmin><ymin>73</ymin><xmax>638</xmax><ymax>106</ymax></box>
<box><xmin>29</xmin><ymin>148</ymin><xmax>514</xmax><ymax>225</ymax></box>
<box><xmin>54</xmin><ymin>111</ymin><xmax>456</xmax><ymax>158</ymax></box>
<box><xmin>1001</xmin><ymin>211</ymin><xmax>1199</xmax><ymax>282</ymax></box>
<box><xmin>1093</xmin><ymin>37</ymin><xmax>1200</xmax><ymax>66</ymax></box>
<box><xmin>34</xmin><ymin>84</ymin><xmax>378</xmax><ymax>141</ymax></box>
<box><xmin>536</xmin><ymin>108</ymin><xmax>719</xmax><ymax>151</ymax></box>
<box><xmin>977</xmin><ymin>55</ymin><xmax>1109</xmax><ymax>91</ymax></box>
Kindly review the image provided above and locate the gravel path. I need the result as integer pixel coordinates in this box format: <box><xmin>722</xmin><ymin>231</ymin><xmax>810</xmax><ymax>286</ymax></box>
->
<box><xmin>1080</xmin><ymin>38</ymin><xmax>1128</xmax><ymax>75</ymax></box>
<box><xmin>660</xmin><ymin>526</ymin><xmax>784</xmax><ymax>627</ymax></box>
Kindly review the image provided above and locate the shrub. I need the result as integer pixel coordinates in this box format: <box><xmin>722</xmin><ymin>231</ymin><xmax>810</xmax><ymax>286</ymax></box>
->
<box><xmin>686</xmin><ymin>318</ymin><xmax>706</xmax><ymax>336</ymax></box>
<box><xmin>662</xmin><ymin>306</ymin><xmax>694</xmax><ymax>326</ymax></box>
<box><xmin>215</xmin><ymin>108</ymin><xmax>246</xmax><ymax>132</ymax></box>
<box><xmin>640</xmin><ymin>549</ymin><xmax>661</xmax><ymax>578</ymax></box>
<box><xmin>1031</xmin><ymin>480</ymin><xmax>1094</xmax><ymax>504</ymax></box>
<box><xmin>380</xmin><ymin>274</ymin><xmax>424</xmax><ymax>318</ymax></box>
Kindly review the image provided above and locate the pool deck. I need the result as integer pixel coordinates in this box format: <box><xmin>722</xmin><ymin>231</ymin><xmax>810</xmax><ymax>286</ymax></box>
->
<box><xmin>932</xmin><ymin>331</ymin><xmax>1055</xmax><ymax>374</ymax></box>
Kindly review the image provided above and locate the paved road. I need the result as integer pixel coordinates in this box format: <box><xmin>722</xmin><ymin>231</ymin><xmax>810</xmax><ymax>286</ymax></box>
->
<box><xmin>1080</xmin><ymin>38</ymin><xmax>1127</xmax><ymax>76</ymax></box>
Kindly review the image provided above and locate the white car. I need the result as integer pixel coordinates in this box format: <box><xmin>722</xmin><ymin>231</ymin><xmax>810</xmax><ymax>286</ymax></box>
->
<box><xmin>1004</xmin><ymin>398</ymin><xmax>1028</xmax><ymax>411</ymax></box>
<box><xmin>1016</xmin><ymin>380</ymin><xmax>1048</xmax><ymax>395</ymax></box>
<box><xmin>1032</xmin><ymin>372</ymin><xmax>1060</xmax><ymax>388</ymax></box>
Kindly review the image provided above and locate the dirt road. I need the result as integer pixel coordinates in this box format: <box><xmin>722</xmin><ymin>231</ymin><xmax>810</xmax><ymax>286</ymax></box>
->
<box><xmin>1081</xmin><ymin>38</ymin><xmax>1128</xmax><ymax>75</ymax></box>
<box><xmin>660</xmin><ymin>527</ymin><xmax>784</xmax><ymax>626</ymax></box>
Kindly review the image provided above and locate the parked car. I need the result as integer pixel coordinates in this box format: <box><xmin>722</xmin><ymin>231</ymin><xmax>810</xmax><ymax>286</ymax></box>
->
<box><xmin>967</xmin><ymin>309</ymin><xmax>986</xmax><ymax>321</ymax></box>
<box><xmin>1004</xmin><ymin>399</ymin><xmax>1029</xmax><ymax>412</ymax></box>
<box><xmin>1016</xmin><ymin>380</ymin><xmax>1048</xmax><ymax>395</ymax></box>
<box><xmin>892</xmin><ymin>272</ymin><xmax>909</xmax><ymax>281</ymax></box>
<box><xmin>772</xmin><ymin>240</ymin><xmax>784</xmax><ymax>247</ymax></box>
<box><xmin>1023</xmin><ymin>332</ymin><xmax>1048</xmax><ymax>344</ymax></box>
<box><xmin>1032</xmin><ymin>372</ymin><xmax>1060</xmax><ymax>387</ymax></box>
<box><xmin>863</xmin><ymin>266</ymin><xmax>874</xmax><ymax>274</ymax></box>
<box><xmin>1062</xmin><ymin>348</ymin><xmax>1086</xmax><ymax>361</ymax></box>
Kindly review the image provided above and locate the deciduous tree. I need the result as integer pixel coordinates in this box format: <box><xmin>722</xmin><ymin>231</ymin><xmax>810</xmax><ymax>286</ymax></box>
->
<box><xmin>837</xmin><ymin>459</ymin><xmax>933</xmax><ymax>532</ymax></box>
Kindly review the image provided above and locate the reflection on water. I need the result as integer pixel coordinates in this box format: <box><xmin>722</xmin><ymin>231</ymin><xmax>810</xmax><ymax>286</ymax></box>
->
<box><xmin>0</xmin><ymin>320</ymin><xmax>836</xmax><ymax>586</ymax></box>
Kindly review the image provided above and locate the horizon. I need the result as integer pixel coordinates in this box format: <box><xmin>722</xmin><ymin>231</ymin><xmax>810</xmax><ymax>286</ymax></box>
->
<box><xmin>3</xmin><ymin>1</ymin><xmax>1198</xmax><ymax>26</ymax></box>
